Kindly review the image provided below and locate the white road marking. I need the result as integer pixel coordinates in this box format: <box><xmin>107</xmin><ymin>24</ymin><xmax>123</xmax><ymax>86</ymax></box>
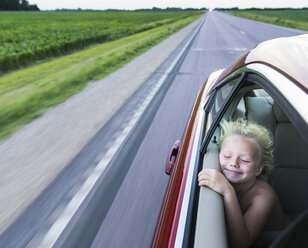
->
<box><xmin>233</xmin><ymin>47</ymin><xmax>247</xmax><ymax>51</ymax></box>
<box><xmin>38</xmin><ymin>16</ymin><xmax>205</xmax><ymax>248</ymax></box>
<box><xmin>240</xmin><ymin>30</ymin><xmax>246</xmax><ymax>35</ymax></box>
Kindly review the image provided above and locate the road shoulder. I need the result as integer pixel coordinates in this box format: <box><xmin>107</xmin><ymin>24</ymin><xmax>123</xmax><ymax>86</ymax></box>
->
<box><xmin>0</xmin><ymin>17</ymin><xmax>201</xmax><ymax>234</ymax></box>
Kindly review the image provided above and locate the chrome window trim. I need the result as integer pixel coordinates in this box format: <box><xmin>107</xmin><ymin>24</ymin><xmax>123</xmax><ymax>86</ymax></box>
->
<box><xmin>174</xmin><ymin>109</ymin><xmax>205</xmax><ymax>247</ymax></box>
<box><xmin>245</xmin><ymin>63</ymin><xmax>308</xmax><ymax>124</ymax></box>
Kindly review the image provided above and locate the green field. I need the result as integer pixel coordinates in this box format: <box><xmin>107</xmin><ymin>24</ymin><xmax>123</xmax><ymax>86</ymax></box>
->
<box><xmin>0</xmin><ymin>11</ymin><xmax>198</xmax><ymax>72</ymax></box>
<box><xmin>0</xmin><ymin>11</ymin><xmax>203</xmax><ymax>138</ymax></box>
<box><xmin>226</xmin><ymin>9</ymin><xmax>308</xmax><ymax>31</ymax></box>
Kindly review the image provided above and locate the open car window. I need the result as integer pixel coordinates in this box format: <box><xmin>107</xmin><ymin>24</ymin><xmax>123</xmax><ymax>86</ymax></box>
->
<box><xmin>194</xmin><ymin>74</ymin><xmax>246</xmax><ymax>248</ymax></box>
<box><xmin>204</xmin><ymin>75</ymin><xmax>243</xmax><ymax>134</ymax></box>
<box><xmin>202</xmin><ymin>74</ymin><xmax>246</xmax><ymax>151</ymax></box>
<box><xmin>193</xmin><ymin>71</ymin><xmax>308</xmax><ymax>248</ymax></box>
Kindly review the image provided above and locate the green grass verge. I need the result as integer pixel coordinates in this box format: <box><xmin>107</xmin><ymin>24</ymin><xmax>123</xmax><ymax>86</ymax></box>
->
<box><xmin>0</xmin><ymin>13</ymin><xmax>202</xmax><ymax>139</ymax></box>
<box><xmin>226</xmin><ymin>9</ymin><xmax>308</xmax><ymax>31</ymax></box>
<box><xmin>0</xmin><ymin>11</ymin><xmax>198</xmax><ymax>72</ymax></box>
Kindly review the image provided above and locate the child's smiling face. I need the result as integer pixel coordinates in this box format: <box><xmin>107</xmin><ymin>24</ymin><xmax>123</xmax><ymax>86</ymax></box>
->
<box><xmin>219</xmin><ymin>135</ymin><xmax>263</xmax><ymax>184</ymax></box>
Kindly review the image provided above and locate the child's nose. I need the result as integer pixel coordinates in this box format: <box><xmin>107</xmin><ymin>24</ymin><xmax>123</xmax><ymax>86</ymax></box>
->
<box><xmin>230</xmin><ymin>157</ymin><xmax>240</xmax><ymax>168</ymax></box>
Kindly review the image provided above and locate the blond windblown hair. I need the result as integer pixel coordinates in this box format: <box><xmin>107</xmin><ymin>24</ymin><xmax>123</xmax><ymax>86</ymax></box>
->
<box><xmin>219</xmin><ymin>119</ymin><xmax>274</xmax><ymax>176</ymax></box>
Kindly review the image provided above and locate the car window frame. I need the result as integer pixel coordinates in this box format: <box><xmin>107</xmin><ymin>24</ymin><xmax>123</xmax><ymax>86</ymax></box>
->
<box><xmin>200</xmin><ymin>72</ymin><xmax>247</xmax><ymax>155</ymax></box>
<box><xmin>243</xmin><ymin>69</ymin><xmax>308</xmax><ymax>144</ymax></box>
<box><xmin>180</xmin><ymin>72</ymin><xmax>247</xmax><ymax>247</ymax></box>
<box><xmin>202</xmin><ymin>68</ymin><xmax>308</xmax><ymax>155</ymax></box>
<box><xmin>191</xmin><ymin>66</ymin><xmax>308</xmax><ymax>248</ymax></box>
<box><xmin>189</xmin><ymin>72</ymin><xmax>247</xmax><ymax>248</ymax></box>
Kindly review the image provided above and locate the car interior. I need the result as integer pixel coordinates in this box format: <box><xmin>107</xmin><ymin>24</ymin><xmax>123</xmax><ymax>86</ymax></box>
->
<box><xmin>194</xmin><ymin>76</ymin><xmax>308</xmax><ymax>247</ymax></box>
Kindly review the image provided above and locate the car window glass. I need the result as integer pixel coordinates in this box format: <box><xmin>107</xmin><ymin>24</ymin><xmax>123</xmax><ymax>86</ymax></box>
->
<box><xmin>204</xmin><ymin>77</ymin><xmax>239</xmax><ymax>134</ymax></box>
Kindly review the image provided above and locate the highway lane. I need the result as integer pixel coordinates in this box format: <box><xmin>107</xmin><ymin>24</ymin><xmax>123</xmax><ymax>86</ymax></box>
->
<box><xmin>0</xmin><ymin>16</ymin><xmax>203</xmax><ymax>248</ymax></box>
<box><xmin>0</xmin><ymin>11</ymin><xmax>305</xmax><ymax>248</ymax></box>
<box><xmin>90</xmin><ymin>11</ymin><xmax>305</xmax><ymax>248</ymax></box>
<box><xmin>0</xmin><ymin>18</ymin><xmax>202</xmax><ymax>248</ymax></box>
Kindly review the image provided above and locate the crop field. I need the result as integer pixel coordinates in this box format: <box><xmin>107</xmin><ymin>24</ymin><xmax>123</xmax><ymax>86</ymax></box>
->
<box><xmin>0</xmin><ymin>11</ymin><xmax>199</xmax><ymax>72</ymax></box>
<box><xmin>227</xmin><ymin>9</ymin><xmax>308</xmax><ymax>31</ymax></box>
<box><xmin>0</xmin><ymin>11</ymin><xmax>203</xmax><ymax>138</ymax></box>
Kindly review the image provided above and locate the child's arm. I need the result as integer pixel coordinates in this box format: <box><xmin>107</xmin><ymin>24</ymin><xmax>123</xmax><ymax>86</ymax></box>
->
<box><xmin>198</xmin><ymin>169</ymin><xmax>275</xmax><ymax>248</ymax></box>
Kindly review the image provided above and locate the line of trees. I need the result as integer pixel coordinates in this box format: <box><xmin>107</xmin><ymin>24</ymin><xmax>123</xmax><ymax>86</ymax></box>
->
<box><xmin>55</xmin><ymin>7</ymin><xmax>208</xmax><ymax>12</ymax></box>
<box><xmin>0</xmin><ymin>0</ymin><xmax>39</xmax><ymax>11</ymax></box>
<box><xmin>136</xmin><ymin>7</ymin><xmax>207</xmax><ymax>11</ymax></box>
<box><xmin>216</xmin><ymin>7</ymin><xmax>308</xmax><ymax>11</ymax></box>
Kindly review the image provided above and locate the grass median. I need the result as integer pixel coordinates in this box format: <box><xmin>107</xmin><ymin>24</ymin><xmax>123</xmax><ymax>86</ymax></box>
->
<box><xmin>0</xmin><ymin>13</ymin><xmax>202</xmax><ymax>139</ymax></box>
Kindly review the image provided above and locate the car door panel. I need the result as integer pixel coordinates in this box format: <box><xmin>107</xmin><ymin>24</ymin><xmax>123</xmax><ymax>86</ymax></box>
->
<box><xmin>194</xmin><ymin>143</ymin><xmax>228</xmax><ymax>248</ymax></box>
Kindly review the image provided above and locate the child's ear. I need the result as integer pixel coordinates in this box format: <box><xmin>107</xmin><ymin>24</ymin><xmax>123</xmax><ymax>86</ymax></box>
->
<box><xmin>256</xmin><ymin>164</ymin><xmax>264</xmax><ymax>176</ymax></box>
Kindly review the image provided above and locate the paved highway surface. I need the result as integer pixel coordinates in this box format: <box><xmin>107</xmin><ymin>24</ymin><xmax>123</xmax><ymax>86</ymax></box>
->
<box><xmin>91</xmin><ymin>11</ymin><xmax>305</xmax><ymax>248</ymax></box>
<box><xmin>0</xmin><ymin>11</ymin><xmax>305</xmax><ymax>248</ymax></box>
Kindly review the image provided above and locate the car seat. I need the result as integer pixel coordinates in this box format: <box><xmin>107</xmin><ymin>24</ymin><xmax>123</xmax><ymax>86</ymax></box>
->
<box><xmin>269</xmin><ymin>103</ymin><xmax>308</xmax><ymax>219</ymax></box>
<box><xmin>244</xmin><ymin>96</ymin><xmax>308</xmax><ymax>218</ymax></box>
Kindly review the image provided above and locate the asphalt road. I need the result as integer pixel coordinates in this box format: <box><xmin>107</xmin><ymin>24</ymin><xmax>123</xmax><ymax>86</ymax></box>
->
<box><xmin>0</xmin><ymin>11</ymin><xmax>305</xmax><ymax>248</ymax></box>
<box><xmin>90</xmin><ymin>11</ymin><xmax>305</xmax><ymax>248</ymax></box>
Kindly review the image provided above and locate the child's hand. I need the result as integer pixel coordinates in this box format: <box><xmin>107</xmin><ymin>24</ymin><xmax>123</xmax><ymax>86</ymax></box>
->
<box><xmin>198</xmin><ymin>169</ymin><xmax>232</xmax><ymax>196</ymax></box>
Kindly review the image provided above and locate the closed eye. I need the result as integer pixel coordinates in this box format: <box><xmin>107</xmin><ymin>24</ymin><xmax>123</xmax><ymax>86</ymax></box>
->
<box><xmin>241</xmin><ymin>159</ymin><xmax>250</xmax><ymax>163</ymax></box>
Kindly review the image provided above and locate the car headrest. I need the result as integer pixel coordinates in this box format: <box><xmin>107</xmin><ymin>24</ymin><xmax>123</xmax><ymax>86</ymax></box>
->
<box><xmin>245</xmin><ymin>96</ymin><xmax>275</xmax><ymax>136</ymax></box>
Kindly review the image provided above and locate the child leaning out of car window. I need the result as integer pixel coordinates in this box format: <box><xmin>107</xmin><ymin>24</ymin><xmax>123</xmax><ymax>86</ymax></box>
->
<box><xmin>198</xmin><ymin>119</ymin><xmax>290</xmax><ymax>248</ymax></box>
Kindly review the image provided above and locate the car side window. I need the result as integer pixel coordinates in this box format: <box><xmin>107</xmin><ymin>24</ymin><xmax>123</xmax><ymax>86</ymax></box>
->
<box><xmin>196</xmin><ymin>72</ymin><xmax>308</xmax><ymax>248</ymax></box>
<box><xmin>204</xmin><ymin>76</ymin><xmax>240</xmax><ymax>135</ymax></box>
<box><xmin>196</xmin><ymin>80</ymin><xmax>272</xmax><ymax>248</ymax></box>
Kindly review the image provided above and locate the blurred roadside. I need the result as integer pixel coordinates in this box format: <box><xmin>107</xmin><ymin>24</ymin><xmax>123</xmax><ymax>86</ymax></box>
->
<box><xmin>0</xmin><ymin>18</ymin><xmax>201</xmax><ymax>234</ymax></box>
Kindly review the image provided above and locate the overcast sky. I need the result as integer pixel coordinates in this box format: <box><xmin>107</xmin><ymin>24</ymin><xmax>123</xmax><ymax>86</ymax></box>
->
<box><xmin>29</xmin><ymin>0</ymin><xmax>308</xmax><ymax>10</ymax></box>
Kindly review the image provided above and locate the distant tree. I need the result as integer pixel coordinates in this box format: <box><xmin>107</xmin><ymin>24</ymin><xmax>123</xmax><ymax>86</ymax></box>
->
<box><xmin>104</xmin><ymin>9</ymin><xmax>123</xmax><ymax>12</ymax></box>
<box><xmin>166</xmin><ymin>7</ymin><xmax>183</xmax><ymax>11</ymax></box>
<box><xmin>21</xmin><ymin>0</ymin><xmax>29</xmax><ymax>7</ymax></box>
<box><xmin>0</xmin><ymin>0</ymin><xmax>18</xmax><ymax>10</ymax></box>
<box><xmin>135</xmin><ymin>7</ymin><xmax>206</xmax><ymax>12</ymax></box>
<box><xmin>186</xmin><ymin>7</ymin><xmax>204</xmax><ymax>11</ymax></box>
<box><xmin>0</xmin><ymin>0</ymin><xmax>39</xmax><ymax>10</ymax></box>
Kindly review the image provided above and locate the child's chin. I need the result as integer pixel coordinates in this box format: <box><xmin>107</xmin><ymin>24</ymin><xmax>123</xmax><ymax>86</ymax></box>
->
<box><xmin>223</xmin><ymin>173</ymin><xmax>244</xmax><ymax>184</ymax></box>
<box><xmin>223</xmin><ymin>170</ymin><xmax>242</xmax><ymax>180</ymax></box>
